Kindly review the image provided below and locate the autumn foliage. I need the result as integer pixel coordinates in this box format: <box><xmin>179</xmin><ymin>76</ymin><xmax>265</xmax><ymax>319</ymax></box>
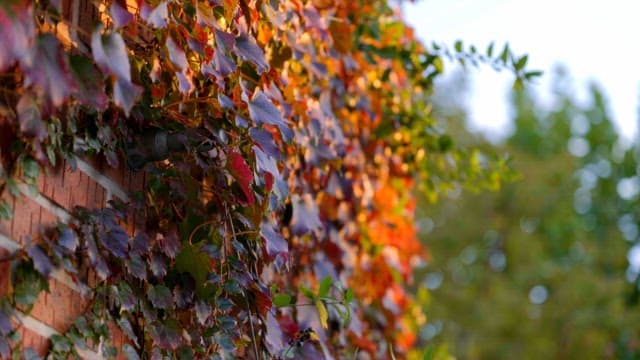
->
<box><xmin>0</xmin><ymin>0</ymin><xmax>524</xmax><ymax>358</ymax></box>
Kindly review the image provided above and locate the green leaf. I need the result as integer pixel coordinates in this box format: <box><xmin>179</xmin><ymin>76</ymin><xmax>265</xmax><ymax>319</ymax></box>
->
<box><xmin>0</xmin><ymin>200</ymin><xmax>12</xmax><ymax>220</ymax></box>
<box><xmin>344</xmin><ymin>288</ymin><xmax>354</xmax><ymax>303</ymax></box>
<box><xmin>273</xmin><ymin>293</ymin><xmax>292</xmax><ymax>307</ymax></box>
<box><xmin>487</xmin><ymin>42</ymin><xmax>494</xmax><ymax>57</ymax></box>
<box><xmin>300</xmin><ymin>286</ymin><xmax>315</xmax><ymax>300</ymax></box>
<box><xmin>318</xmin><ymin>276</ymin><xmax>332</xmax><ymax>298</ymax></box>
<box><xmin>22</xmin><ymin>158</ymin><xmax>39</xmax><ymax>180</ymax></box>
<box><xmin>454</xmin><ymin>40</ymin><xmax>463</xmax><ymax>52</ymax></box>
<box><xmin>514</xmin><ymin>55</ymin><xmax>528</xmax><ymax>71</ymax></box>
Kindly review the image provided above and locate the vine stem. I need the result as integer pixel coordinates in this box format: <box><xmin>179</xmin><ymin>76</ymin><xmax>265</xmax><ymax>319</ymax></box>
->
<box><xmin>225</xmin><ymin>203</ymin><xmax>260</xmax><ymax>360</ymax></box>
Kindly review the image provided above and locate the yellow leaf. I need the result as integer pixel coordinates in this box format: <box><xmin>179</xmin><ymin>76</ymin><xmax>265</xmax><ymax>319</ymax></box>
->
<box><xmin>316</xmin><ymin>300</ymin><xmax>328</xmax><ymax>329</ymax></box>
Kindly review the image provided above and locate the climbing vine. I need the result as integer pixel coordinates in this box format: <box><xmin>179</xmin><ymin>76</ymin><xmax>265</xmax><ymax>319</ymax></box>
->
<box><xmin>0</xmin><ymin>0</ymin><xmax>533</xmax><ymax>358</ymax></box>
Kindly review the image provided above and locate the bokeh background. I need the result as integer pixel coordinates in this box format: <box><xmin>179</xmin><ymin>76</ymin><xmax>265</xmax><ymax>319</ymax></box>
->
<box><xmin>403</xmin><ymin>1</ymin><xmax>640</xmax><ymax>358</ymax></box>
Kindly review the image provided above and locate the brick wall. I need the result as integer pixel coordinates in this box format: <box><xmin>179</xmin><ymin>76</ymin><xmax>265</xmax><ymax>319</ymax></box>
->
<box><xmin>0</xmin><ymin>157</ymin><xmax>145</xmax><ymax>357</ymax></box>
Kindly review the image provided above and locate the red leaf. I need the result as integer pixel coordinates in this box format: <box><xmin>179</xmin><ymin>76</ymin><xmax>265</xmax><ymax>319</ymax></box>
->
<box><xmin>227</xmin><ymin>150</ymin><xmax>255</xmax><ymax>206</ymax></box>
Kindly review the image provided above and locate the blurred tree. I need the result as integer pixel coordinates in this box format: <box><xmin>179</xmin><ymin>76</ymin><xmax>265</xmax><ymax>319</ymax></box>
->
<box><xmin>414</xmin><ymin>68</ymin><xmax>640</xmax><ymax>359</ymax></box>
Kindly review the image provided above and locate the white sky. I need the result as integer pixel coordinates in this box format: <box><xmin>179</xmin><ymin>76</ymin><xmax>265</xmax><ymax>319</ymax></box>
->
<box><xmin>403</xmin><ymin>0</ymin><xmax>640</xmax><ymax>141</ymax></box>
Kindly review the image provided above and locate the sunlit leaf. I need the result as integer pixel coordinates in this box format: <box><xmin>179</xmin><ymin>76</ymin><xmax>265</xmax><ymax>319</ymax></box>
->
<box><xmin>227</xmin><ymin>150</ymin><xmax>255</xmax><ymax>206</ymax></box>
<box><xmin>234</xmin><ymin>34</ymin><xmax>268</xmax><ymax>74</ymax></box>
<box><xmin>110</xmin><ymin>2</ymin><xmax>133</xmax><ymax>28</ymax></box>
<box><xmin>316</xmin><ymin>301</ymin><xmax>328</xmax><ymax>329</ymax></box>
<box><xmin>248</xmin><ymin>91</ymin><xmax>293</xmax><ymax>141</ymax></box>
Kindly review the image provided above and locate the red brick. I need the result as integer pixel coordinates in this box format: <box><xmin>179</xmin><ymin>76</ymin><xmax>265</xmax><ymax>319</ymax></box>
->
<box><xmin>29</xmin><ymin>278</ymin><xmax>89</xmax><ymax>333</ymax></box>
<box><xmin>20</xmin><ymin>327</ymin><xmax>50</xmax><ymax>355</ymax></box>
<box><xmin>11</xmin><ymin>195</ymin><xmax>40</xmax><ymax>245</ymax></box>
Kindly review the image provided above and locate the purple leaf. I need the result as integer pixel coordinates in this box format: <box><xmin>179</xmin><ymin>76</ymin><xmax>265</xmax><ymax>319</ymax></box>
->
<box><xmin>166</xmin><ymin>37</ymin><xmax>187</xmax><ymax>71</ymax></box>
<box><xmin>218</xmin><ymin>93</ymin><xmax>235</xmax><ymax>110</ymax></box>
<box><xmin>213</xmin><ymin>49</ymin><xmax>236</xmax><ymax>76</ymax></box>
<box><xmin>234</xmin><ymin>34</ymin><xmax>268</xmax><ymax>74</ymax></box>
<box><xmin>149</xmin><ymin>251</ymin><xmax>167</xmax><ymax>277</ymax></box>
<box><xmin>131</xmin><ymin>232</ymin><xmax>151</xmax><ymax>256</ymax></box>
<box><xmin>126</xmin><ymin>254</ymin><xmax>147</xmax><ymax>280</ymax></box>
<box><xmin>0</xmin><ymin>309</ymin><xmax>11</xmax><ymax>336</ymax></box>
<box><xmin>173</xmin><ymin>274</ymin><xmax>195</xmax><ymax>309</ymax></box>
<box><xmin>176</xmin><ymin>71</ymin><xmax>193</xmax><ymax>94</ymax></box>
<box><xmin>25</xmin><ymin>34</ymin><xmax>73</xmax><ymax>106</ymax></box>
<box><xmin>157</xmin><ymin>230</ymin><xmax>181</xmax><ymax>259</ymax></box>
<box><xmin>147</xmin><ymin>285</ymin><xmax>173</xmax><ymax>309</ymax></box>
<box><xmin>85</xmin><ymin>229</ymin><xmax>110</xmax><ymax>279</ymax></box>
<box><xmin>260</xmin><ymin>222</ymin><xmax>288</xmax><ymax>259</ymax></box>
<box><xmin>110</xmin><ymin>2</ymin><xmax>133</xmax><ymax>28</ymax></box>
<box><xmin>148</xmin><ymin>320</ymin><xmax>181</xmax><ymax>350</ymax></box>
<box><xmin>254</xmin><ymin>146</ymin><xmax>279</xmax><ymax>178</ymax></box>
<box><xmin>195</xmin><ymin>301</ymin><xmax>211</xmax><ymax>325</ymax></box>
<box><xmin>0</xmin><ymin>3</ymin><xmax>35</xmax><ymax>71</ymax></box>
<box><xmin>17</xmin><ymin>93</ymin><xmax>46</xmax><ymax>141</ymax></box>
<box><xmin>248</xmin><ymin>91</ymin><xmax>293</xmax><ymax>142</ymax></box>
<box><xmin>27</xmin><ymin>244</ymin><xmax>52</xmax><ymax>277</ymax></box>
<box><xmin>114</xmin><ymin>78</ymin><xmax>143</xmax><ymax>116</ymax></box>
<box><xmin>214</xmin><ymin>29</ymin><xmax>235</xmax><ymax>52</ymax></box>
<box><xmin>91</xmin><ymin>27</ymin><xmax>131</xmax><ymax>82</ymax></box>
<box><xmin>58</xmin><ymin>227</ymin><xmax>78</xmax><ymax>252</ymax></box>
<box><xmin>290</xmin><ymin>194</ymin><xmax>323</xmax><ymax>235</ymax></box>
<box><xmin>250</xmin><ymin>128</ymin><xmax>280</xmax><ymax>159</ymax></box>
<box><xmin>103</xmin><ymin>227</ymin><xmax>129</xmax><ymax>259</ymax></box>
<box><xmin>141</xmin><ymin>1</ymin><xmax>168</xmax><ymax>28</ymax></box>
<box><xmin>0</xmin><ymin>337</ymin><xmax>8</xmax><ymax>359</ymax></box>
<box><xmin>265</xmin><ymin>312</ymin><xmax>285</xmax><ymax>354</ymax></box>
<box><xmin>68</xmin><ymin>55</ymin><xmax>108</xmax><ymax>109</ymax></box>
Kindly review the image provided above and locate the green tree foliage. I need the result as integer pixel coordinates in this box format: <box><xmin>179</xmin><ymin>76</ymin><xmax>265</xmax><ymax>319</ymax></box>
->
<box><xmin>416</xmin><ymin>68</ymin><xmax>640</xmax><ymax>359</ymax></box>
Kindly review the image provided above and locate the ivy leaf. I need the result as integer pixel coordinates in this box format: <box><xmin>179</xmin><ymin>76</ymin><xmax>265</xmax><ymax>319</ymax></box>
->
<box><xmin>113</xmin><ymin>78</ymin><xmax>143</xmax><ymax>116</ymax></box>
<box><xmin>265</xmin><ymin>312</ymin><xmax>285</xmax><ymax>354</ymax></box>
<box><xmin>249</xmin><ymin>128</ymin><xmax>280</xmax><ymax>159</ymax></box>
<box><xmin>212</xmin><ymin>48</ymin><xmax>236</xmax><ymax>76</ymax></box>
<box><xmin>58</xmin><ymin>227</ymin><xmax>78</xmax><ymax>252</ymax></box>
<box><xmin>218</xmin><ymin>93</ymin><xmax>235</xmax><ymax>110</ymax></box>
<box><xmin>17</xmin><ymin>93</ymin><xmax>46</xmax><ymax>141</ymax></box>
<box><xmin>148</xmin><ymin>285</ymin><xmax>173</xmax><ymax>309</ymax></box>
<box><xmin>0</xmin><ymin>309</ymin><xmax>11</xmax><ymax>336</ymax></box>
<box><xmin>158</xmin><ymin>230</ymin><xmax>181</xmax><ymax>259</ymax></box>
<box><xmin>126</xmin><ymin>255</ymin><xmax>147</xmax><ymax>281</ymax></box>
<box><xmin>148</xmin><ymin>320</ymin><xmax>181</xmax><ymax>350</ymax></box>
<box><xmin>131</xmin><ymin>232</ymin><xmax>151</xmax><ymax>256</ymax></box>
<box><xmin>122</xmin><ymin>344</ymin><xmax>140</xmax><ymax>360</ymax></box>
<box><xmin>234</xmin><ymin>34</ymin><xmax>268</xmax><ymax>74</ymax></box>
<box><xmin>248</xmin><ymin>91</ymin><xmax>293</xmax><ymax>142</ymax></box>
<box><xmin>273</xmin><ymin>293</ymin><xmax>292</xmax><ymax>307</ymax></box>
<box><xmin>91</xmin><ymin>27</ymin><xmax>131</xmax><ymax>82</ymax></box>
<box><xmin>68</xmin><ymin>55</ymin><xmax>108</xmax><ymax>110</ymax></box>
<box><xmin>260</xmin><ymin>222</ymin><xmax>288</xmax><ymax>259</ymax></box>
<box><xmin>141</xmin><ymin>1</ymin><xmax>168</xmax><ymax>28</ymax></box>
<box><xmin>0</xmin><ymin>337</ymin><xmax>8</xmax><ymax>359</ymax></box>
<box><xmin>117</xmin><ymin>317</ymin><xmax>139</xmax><ymax>347</ymax></box>
<box><xmin>110</xmin><ymin>2</ymin><xmax>133</xmax><ymax>28</ymax></box>
<box><xmin>318</xmin><ymin>276</ymin><xmax>332</xmax><ymax>298</ymax></box>
<box><xmin>23</xmin><ymin>348</ymin><xmax>41</xmax><ymax>360</ymax></box>
<box><xmin>115</xmin><ymin>283</ymin><xmax>137</xmax><ymax>312</ymax></box>
<box><xmin>227</xmin><ymin>150</ymin><xmax>255</xmax><ymax>206</ymax></box>
<box><xmin>149</xmin><ymin>251</ymin><xmax>168</xmax><ymax>277</ymax></box>
<box><xmin>86</xmin><ymin>231</ymin><xmax>110</xmax><ymax>280</ymax></box>
<box><xmin>290</xmin><ymin>194</ymin><xmax>323</xmax><ymax>235</ymax></box>
<box><xmin>0</xmin><ymin>2</ymin><xmax>35</xmax><ymax>72</ymax></box>
<box><xmin>25</xmin><ymin>34</ymin><xmax>73</xmax><ymax>106</ymax></box>
<box><xmin>13</xmin><ymin>262</ymin><xmax>47</xmax><ymax>308</ymax></box>
<box><xmin>103</xmin><ymin>227</ymin><xmax>129</xmax><ymax>259</ymax></box>
<box><xmin>26</xmin><ymin>244</ymin><xmax>52</xmax><ymax>277</ymax></box>
<box><xmin>166</xmin><ymin>37</ymin><xmax>188</xmax><ymax>71</ymax></box>
<box><xmin>195</xmin><ymin>300</ymin><xmax>212</xmax><ymax>325</ymax></box>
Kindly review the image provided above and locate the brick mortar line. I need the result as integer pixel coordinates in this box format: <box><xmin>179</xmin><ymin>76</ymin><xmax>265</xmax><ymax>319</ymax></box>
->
<box><xmin>15</xmin><ymin>311</ymin><xmax>104</xmax><ymax>359</ymax></box>
<box><xmin>17</xmin><ymin>183</ymin><xmax>74</xmax><ymax>225</ymax></box>
<box><xmin>74</xmin><ymin>158</ymin><xmax>129</xmax><ymax>202</ymax></box>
